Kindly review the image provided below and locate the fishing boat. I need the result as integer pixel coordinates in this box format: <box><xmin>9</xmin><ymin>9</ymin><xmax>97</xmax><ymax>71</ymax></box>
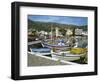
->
<box><xmin>30</xmin><ymin>47</ymin><xmax>51</xmax><ymax>56</ymax></box>
<box><xmin>42</xmin><ymin>39</ymin><xmax>69</xmax><ymax>48</ymax></box>
<box><xmin>52</xmin><ymin>51</ymin><xmax>81</xmax><ymax>61</ymax></box>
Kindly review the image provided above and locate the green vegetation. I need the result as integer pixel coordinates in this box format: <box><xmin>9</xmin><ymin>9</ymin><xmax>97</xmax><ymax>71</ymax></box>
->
<box><xmin>28</xmin><ymin>19</ymin><xmax>87</xmax><ymax>32</ymax></box>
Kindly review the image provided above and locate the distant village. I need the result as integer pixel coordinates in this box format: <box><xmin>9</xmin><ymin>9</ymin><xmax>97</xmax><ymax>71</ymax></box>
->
<box><xmin>28</xmin><ymin>27</ymin><xmax>87</xmax><ymax>42</ymax></box>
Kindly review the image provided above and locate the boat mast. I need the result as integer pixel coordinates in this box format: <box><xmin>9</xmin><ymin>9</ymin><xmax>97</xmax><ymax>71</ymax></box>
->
<box><xmin>51</xmin><ymin>24</ymin><xmax>53</xmax><ymax>42</ymax></box>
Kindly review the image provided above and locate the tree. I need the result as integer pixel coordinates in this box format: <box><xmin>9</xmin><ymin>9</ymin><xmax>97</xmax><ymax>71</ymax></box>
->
<box><xmin>59</xmin><ymin>28</ymin><xmax>66</xmax><ymax>36</ymax></box>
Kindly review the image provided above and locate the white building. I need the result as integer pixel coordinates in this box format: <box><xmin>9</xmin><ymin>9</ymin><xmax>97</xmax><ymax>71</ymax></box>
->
<box><xmin>75</xmin><ymin>28</ymin><xmax>83</xmax><ymax>35</ymax></box>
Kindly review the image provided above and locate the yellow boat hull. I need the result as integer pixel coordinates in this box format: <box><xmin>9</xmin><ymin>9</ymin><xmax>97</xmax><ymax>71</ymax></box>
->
<box><xmin>70</xmin><ymin>48</ymin><xmax>87</xmax><ymax>54</ymax></box>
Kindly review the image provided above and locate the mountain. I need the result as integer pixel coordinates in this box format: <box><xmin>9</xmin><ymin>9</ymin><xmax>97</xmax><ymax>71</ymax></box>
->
<box><xmin>28</xmin><ymin>19</ymin><xmax>87</xmax><ymax>32</ymax></box>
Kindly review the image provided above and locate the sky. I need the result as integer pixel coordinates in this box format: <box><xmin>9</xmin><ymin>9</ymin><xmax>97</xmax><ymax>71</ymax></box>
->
<box><xmin>28</xmin><ymin>15</ymin><xmax>88</xmax><ymax>26</ymax></box>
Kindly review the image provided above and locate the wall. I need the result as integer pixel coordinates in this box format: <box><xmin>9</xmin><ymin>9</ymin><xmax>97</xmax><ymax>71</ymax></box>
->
<box><xmin>0</xmin><ymin>0</ymin><xmax>99</xmax><ymax>82</ymax></box>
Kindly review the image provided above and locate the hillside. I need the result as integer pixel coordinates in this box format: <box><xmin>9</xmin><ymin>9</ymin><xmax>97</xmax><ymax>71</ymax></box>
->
<box><xmin>28</xmin><ymin>19</ymin><xmax>87</xmax><ymax>32</ymax></box>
